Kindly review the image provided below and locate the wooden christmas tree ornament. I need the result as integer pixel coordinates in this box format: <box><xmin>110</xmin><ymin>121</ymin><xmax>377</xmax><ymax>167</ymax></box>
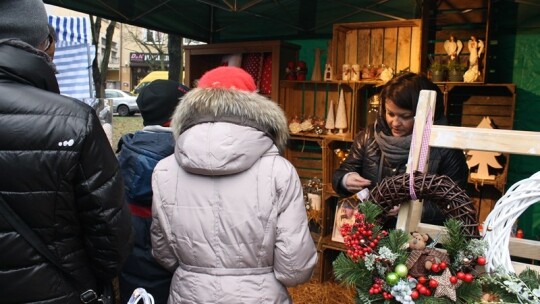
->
<box><xmin>325</xmin><ymin>99</ymin><xmax>335</xmax><ymax>132</ymax></box>
<box><xmin>335</xmin><ymin>89</ymin><xmax>347</xmax><ymax>134</ymax></box>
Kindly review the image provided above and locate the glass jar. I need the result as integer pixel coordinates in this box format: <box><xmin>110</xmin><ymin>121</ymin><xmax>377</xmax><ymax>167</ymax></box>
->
<box><xmin>367</xmin><ymin>94</ymin><xmax>380</xmax><ymax>126</ymax></box>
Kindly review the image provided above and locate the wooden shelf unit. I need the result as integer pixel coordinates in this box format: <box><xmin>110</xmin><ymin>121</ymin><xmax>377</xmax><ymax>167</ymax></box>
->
<box><xmin>183</xmin><ymin>40</ymin><xmax>299</xmax><ymax>102</ymax></box>
<box><xmin>280</xmin><ymin>79</ymin><xmax>379</xmax><ymax>282</ymax></box>
<box><xmin>280</xmin><ymin>19</ymin><xmax>424</xmax><ymax>283</ymax></box>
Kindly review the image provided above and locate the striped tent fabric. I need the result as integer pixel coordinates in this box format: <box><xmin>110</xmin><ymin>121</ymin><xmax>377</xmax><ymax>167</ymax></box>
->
<box><xmin>48</xmin><ymin>15</ymin><xmax>95</xmax><ymax>99</ymax></box>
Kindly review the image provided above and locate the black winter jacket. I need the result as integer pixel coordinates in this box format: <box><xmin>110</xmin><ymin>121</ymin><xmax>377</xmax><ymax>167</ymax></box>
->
<box><xmin>117</xmin><ymin>130</ymin><xmax>175</xmax><ymax>304</ymax></box>
<box><xmin>332</xmin><ymin>125</ymin><xmax>469</xmax><ymax>225</ymax></box>
<box><xmin>0</xmin><ymin>43</ymin><xmax>133</xmax><ymax>303</ymax></box>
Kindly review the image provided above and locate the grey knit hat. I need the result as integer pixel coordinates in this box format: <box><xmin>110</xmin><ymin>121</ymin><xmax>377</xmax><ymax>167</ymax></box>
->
<box><xmin>0</xmin><ymin>0</ymin><xmax>50</xmax><ymax>48</ymax></box>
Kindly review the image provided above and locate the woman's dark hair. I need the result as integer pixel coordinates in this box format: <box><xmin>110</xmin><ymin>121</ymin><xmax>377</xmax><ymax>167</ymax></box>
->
<box><xmin>379</xmin><ymin>73</ymin><xmax>445</xmax><ymax>123</ymax></box>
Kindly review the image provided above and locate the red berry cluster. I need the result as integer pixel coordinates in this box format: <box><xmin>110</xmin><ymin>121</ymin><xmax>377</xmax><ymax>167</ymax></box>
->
<box><xmin>368</xmin><ymin>279</ymin><xmax>394</xmax><ymax>300</ymax></box>
<box><xmin>410</xmin><ymin>256</ymin><xmax>487</xmax><ymax>299</ymax></box>
<box><xmin>448</xmin><ymin>256</ymin><xmax>486</xmax><ymax>284</ymax></box>
<box><xmin>382</xmin><ymin>291</ymin><xmax>394</xmax><ymax>300</ymax></box>
<box><xmin>452</xmin><ymin>271</ymin><xmax>474</xmax><ymax>283</ymax></box>
<box><xmin>412</xmin><ymin>276</ymin><xmax>436</xmax><ymax>298</ymax></box>
<box><xmin>340</xmin><ymin>213</ymin><xmax>388</xmax><ymax>261</ymax></box>
<box><xmin>369</xmin><ymin>283</ymin><xmax>383</xmax><ymax>294</ymax></box>
<box><xmin>430</xmin><ymin>261</ymin><xmax>447</xmax><ymax>273</ymax></box>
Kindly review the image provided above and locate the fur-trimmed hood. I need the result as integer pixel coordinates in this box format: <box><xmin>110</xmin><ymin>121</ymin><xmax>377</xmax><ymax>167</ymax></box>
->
<box><xmin>171</xmin><ymin>88</ymin><xmax>288</xmax><ymax>152</ymax></box>
<box><xmin>170</xmin><ymin>88</ymin><xmax>289</xmax><ymax>176</ymax></box>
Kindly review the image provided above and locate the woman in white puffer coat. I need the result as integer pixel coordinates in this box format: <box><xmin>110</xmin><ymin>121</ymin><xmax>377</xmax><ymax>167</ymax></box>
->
<box><xmin>150</xmin><ymin>66</ymin><xmax>318</xmax><ymax>304</ymax></box>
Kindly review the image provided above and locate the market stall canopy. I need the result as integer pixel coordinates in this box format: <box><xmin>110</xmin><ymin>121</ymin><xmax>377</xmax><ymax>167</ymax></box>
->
<box><xmin>43</xmin><ymin>0</ymin><xmax>421</xmax><ymax>43</ymax></box>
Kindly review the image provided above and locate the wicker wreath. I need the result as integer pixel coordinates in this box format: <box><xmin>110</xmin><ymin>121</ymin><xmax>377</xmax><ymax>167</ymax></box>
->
<box><xmin>483</xmin><ymin>171</ymin><xmax>540</xmax><ymax>273</ymax></box>
<box><xmin>368</xmin><ymin>171</ymin><xmax>479</xmax><ymax>236</ymax></box>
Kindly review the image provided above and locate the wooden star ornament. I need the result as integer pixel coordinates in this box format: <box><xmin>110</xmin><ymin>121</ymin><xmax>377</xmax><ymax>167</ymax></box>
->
<box><xmin>431</xmin><ymin>268</ymin><xmax>461</xmax><ymax>301</ymax></box>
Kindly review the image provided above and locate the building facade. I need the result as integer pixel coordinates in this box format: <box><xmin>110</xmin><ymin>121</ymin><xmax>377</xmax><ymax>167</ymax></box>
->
<box><xmin>46</xmin><ymin>5</ymin><xmax>204</xmax><ymax>93</ymax></box>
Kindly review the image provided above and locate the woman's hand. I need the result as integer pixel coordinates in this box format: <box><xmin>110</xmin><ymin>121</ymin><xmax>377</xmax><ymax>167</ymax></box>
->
<box><xmin>388</xmin><ymin>205</ymin><xmax>400</xmax><ymax>217</ymax></box>
<box><xmin>344</xmin><ymin>172</ymin><xmax>372</xmax><ymax>193</ymax></box>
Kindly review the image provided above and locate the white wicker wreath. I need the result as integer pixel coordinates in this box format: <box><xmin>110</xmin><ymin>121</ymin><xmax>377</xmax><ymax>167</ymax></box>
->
<box><xmin>482</xmin><ymin>171</ymin><xmax>540</xmax><ymax>273</ymax></box>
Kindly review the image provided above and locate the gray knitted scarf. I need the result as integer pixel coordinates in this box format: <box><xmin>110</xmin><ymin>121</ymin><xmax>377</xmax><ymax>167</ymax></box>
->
<box><xmin>374</xmin><ymin>126</ymin><xmax>412</xmax><ymax>167</ymax></box>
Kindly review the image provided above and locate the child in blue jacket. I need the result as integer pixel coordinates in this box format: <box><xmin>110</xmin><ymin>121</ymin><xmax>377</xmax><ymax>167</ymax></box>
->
<box><xmin>117</xmin><ymin>79</ymin><xmax>189</xmax><ymax>304</ymax></box>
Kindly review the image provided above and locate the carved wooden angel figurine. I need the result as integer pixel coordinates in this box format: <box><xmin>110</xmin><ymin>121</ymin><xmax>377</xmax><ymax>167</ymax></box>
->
<box><xmin>468</xmin><ymin>36</ymin><xmax>484</xmax><ymax>67</ymax></box>
<box><xmin>464</xmin><ymin>36</ymin><xmax>485</xmax><ymax>82</ymax></box>
<box><xmin>444</xmin><ymin>35</ymin><xmax>463</xmax><ymax>61</ymax></box>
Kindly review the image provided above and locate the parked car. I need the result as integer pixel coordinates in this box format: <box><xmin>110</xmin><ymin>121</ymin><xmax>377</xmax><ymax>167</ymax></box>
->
<box><xmin>105</xmin><ymin>89</ymin><xmax>139</xmax><ymax>116</ymax></box>
<box><xmin>131</xmin><ymin>71</ymin><xmax>168</xmax><ymax>95</ymax></box>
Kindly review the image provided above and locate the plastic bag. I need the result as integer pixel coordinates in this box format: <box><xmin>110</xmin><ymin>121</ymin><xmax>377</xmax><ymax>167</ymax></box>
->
<box><xmin>127</xmin><ymin>288</ymin><xmax>155</xmax><ymax>304</ymax></box>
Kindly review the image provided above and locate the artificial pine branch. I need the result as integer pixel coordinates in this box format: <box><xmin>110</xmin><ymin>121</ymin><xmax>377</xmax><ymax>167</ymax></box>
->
<box><xmin>519</xmin><ymin>268</ymin><xmax>540</xmax><ymax>290</ymax></box>
<box><xmin>377</xmin><ymin>229</ymin><xmax>410</xmax><ymax>264</ymax></box>
<box><xmin>333</xmin><ymin>253</ymin><xmax>371</xmax><ymax>288</ymax></box>
<box><xmin>456</xmin><ymin>280</ymin><xmax>483</xmax><ymax>303</ymax></box>
<box><xmin>355</xmin><ymin>291</ymin><xmax>383</xmax><ymax>304</ymax></box>
<box><xmin>442</xmin><ymin>219</ymin><xmax>468</xmax><ymax>260</ymax></box>
<box><xmin>358</xmin><ymin>201</ymin><xmax>383</xmax><ymax>224</ymax></box>
<box><xmin>415</xmin><ymin>296</ymin><xmax>451</xmax><ymax>303</ymax></box>
<box><xmin>478</xmin><ymin>276</ymin><xmax>517</xmax><ymax>303</ymax></box>
<box><xmin>479</xmin><ymin>269</ymin><xmax>540</xmax><ymax>303</ymax></box>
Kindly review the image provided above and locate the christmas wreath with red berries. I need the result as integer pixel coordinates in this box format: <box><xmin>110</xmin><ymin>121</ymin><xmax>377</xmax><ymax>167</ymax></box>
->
<box><xmin>332</xmin><ymin>172</ymin><xmax>540</xmax><ymax>303</ymax></box>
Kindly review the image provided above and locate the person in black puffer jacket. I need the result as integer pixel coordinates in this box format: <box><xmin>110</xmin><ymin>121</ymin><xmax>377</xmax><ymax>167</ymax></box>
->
<box><xmin>117</xmin><ymin>80</ymin><xmax>190</xmax><ymax>304</ymax></box>
<box><xmin>332</xmin><ymin>73</ymin><xmax>469</xmax><ymax>226</ymax></box>
<box><xmin>0</xmin><ymin>1</ymin><xmax>133</xmax><ymax>303</ymax></box>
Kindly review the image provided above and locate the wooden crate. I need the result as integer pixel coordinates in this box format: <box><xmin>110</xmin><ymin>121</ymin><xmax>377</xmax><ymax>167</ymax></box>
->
<box><xmin>443</xmin><ymin>83</ymin><xmax>515</xmax><ymax>226</ymax></box>
<box><xmin>280</xmin><ymin>81</ymin><xmax>378</xmax><ymax>142</ymax></box>
<box><xmin>285</xmin><ymin>138</ymin><xmax>323</xmax><ymax>183</ymax></box>
<box><xmin>280</xmin><ymin>81</ymin><xmax>356</xmax><ymax>140</ymax></box>
<box><xmin>426</xmin><ymin>0</ymin><xmax>491</xmax><ymax>82</ymax></box>
<box><xmin>323</xmin><ymin>140</ymin><xmax>353</xmax><ymax>196</ymax></box>
<box><xmin>331</xmin><ymin>19</ymin><xmax>423</xmax><ymax>78</ymax></box>
<box><xmin>318</xmin><ymin>247</ymin><xmax>342</xmax><ymax>282</ymax></box>
<box><xmin>445</xmin><ymin>83</ymin><xmax>516</xmax><ymax>129</ymax></box>
<box><xmin>184</xmin><ymin>40</ymin><xmax>299</xmax><ymax>102</ymax></box>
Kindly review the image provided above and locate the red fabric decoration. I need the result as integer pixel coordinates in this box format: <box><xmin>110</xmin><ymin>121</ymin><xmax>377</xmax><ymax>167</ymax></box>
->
<box><xmin>241</xmin><ymin>52</ymin><xmax>263</xmax><ymax>89</ymax></box>
<box><xmin>259</xmin><ymin>53</ymin><xmax>272</xmax><ymax>95</ymax></box>
<box><xmin>197</xmin><ymin>66</ymin><xmax>257</xmax><ymax>92</ymax></box>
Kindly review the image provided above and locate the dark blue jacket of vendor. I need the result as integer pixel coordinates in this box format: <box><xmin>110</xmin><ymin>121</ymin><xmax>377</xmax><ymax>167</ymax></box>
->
<box><xmin>117</xmin><ymin>80</ymin><xmax>189</xmax><ymax>304</ymax></box>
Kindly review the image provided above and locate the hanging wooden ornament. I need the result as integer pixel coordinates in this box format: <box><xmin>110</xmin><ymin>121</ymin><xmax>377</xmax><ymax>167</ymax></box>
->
<box><xmin>466</xmin><ymin>116</ymin><xmax>503</xmax><ymax>180</ymax></box>
<box><xmin>335</xmin><ymin>89</ymin><xmax>348</xmax><ymax>133</ymax></box>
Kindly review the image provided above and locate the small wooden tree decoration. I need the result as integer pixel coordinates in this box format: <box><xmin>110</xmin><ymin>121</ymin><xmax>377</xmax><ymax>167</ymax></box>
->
<box><xmin>325</xmin><ymin>99</ymin><xmax>335</xmax><ymax>133</ymax></box>
<box><xmin>467</xmin><ymin>116</ymin><xmax>503</xmax><ymax>180</ymax></box>
<box><xmin>335</xmin><ymin>89</ymin><xmax>348</xmax><ymax>134</ymax></box>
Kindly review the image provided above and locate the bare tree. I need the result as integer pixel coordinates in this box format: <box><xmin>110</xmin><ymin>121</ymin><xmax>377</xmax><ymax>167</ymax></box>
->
<box><xmin>168</xmin><ymin>34</ymin><xmax>182</xmax><ymax>83</ymax></box>
<box><xmin>89</xmin><ymin>16</ymin><xmax>116</xmax><ymax>98</ymax></box>
<box><xmin>124</xmin><ymin>26</ymin><xmax>168</xmax><ymax>71</ymax></box>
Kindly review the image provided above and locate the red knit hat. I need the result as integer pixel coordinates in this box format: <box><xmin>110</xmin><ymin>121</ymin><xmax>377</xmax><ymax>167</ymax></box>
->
<box><xmin>197</xmin><ymin>66</ymin><xmax>257</xmax><ymax>92</ymax></box>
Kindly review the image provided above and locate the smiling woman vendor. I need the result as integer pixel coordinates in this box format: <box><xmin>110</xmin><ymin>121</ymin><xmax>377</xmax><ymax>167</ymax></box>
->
<box><xmin>332</xmin><ymin>72</ymin><xmax>469</xmax><ymax>226</ymax></box>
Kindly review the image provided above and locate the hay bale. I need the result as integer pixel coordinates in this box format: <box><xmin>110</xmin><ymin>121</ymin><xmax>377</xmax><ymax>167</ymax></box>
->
<box><xmin>288</xmin><ymin>280</ymin><xmax>356</xmax><ymax>304</ymax></box>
